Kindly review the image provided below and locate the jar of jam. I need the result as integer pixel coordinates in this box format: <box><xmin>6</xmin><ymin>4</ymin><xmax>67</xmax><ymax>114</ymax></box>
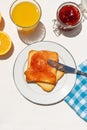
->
<box><xmin>53</xmin><ymin>2</ymin><xmax>82</xmax><ymax>36</ymax></box>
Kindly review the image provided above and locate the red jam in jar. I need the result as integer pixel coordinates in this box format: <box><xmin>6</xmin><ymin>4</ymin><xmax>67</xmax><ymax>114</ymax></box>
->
<box><xmin>58</xmin><ymin>4</ymin><xmax>81</xmax><ymax>26</ymax></box>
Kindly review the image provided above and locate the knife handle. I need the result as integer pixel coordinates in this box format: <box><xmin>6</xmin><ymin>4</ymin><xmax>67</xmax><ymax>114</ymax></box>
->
<box><xmin>76</xmin><ymin>70</ymin><xmax>87</xmax><ymax>77</ymax></box>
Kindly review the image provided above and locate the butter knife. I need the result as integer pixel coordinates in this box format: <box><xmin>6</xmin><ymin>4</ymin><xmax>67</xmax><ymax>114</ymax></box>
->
<box><xmin>47</xmin><ymin>59</ymin><xmax>87</xmax><ymax>77</ymax></box>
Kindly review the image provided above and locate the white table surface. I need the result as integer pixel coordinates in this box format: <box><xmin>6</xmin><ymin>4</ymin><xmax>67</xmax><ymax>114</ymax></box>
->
<box><xmin>0</xmin><ymin>0</ymin><xmax>87</xmax><ymax>129</ymax></box>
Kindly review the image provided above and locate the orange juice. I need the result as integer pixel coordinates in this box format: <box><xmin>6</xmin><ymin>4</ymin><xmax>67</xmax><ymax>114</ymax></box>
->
<box><xmin>10</xmin><ymin>1</ymin><xmax>41</xmax><ymax>28</ymax></box>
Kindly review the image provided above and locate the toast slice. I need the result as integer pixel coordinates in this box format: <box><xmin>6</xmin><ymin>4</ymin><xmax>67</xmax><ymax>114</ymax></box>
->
<box><xmin>37</xmin><ymin>70</ymin><xmax>64</xmax><ymax>92</ymax></box>
<box><xmin>24</xmin><ymin>50</ymin><xmax>58</xmax><ymax>84</ymax></box>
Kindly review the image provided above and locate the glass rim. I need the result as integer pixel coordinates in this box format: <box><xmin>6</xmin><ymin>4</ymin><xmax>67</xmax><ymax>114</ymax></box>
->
<box><xmin>56</xmin><ymin>2</ymin><xmax>82</xmax><ymax>28</ymax></box>
<box><xmin>9</xmin><ymin>0</ymin><xmax>42</xmax><ymax>29</ymax></box>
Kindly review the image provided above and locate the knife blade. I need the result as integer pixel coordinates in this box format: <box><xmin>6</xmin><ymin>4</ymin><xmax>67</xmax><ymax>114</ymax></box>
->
<box><xmin>47</xmin><ymin>59</ymin><xmax>87</xmax><ymax>77</ymax></box>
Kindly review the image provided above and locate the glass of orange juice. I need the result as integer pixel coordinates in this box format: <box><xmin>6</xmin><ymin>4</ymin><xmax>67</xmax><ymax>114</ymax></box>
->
<box><xmin>9</xmin><ymin>0</ymin><xmax>45</xmax><ymax>44</ymax></box>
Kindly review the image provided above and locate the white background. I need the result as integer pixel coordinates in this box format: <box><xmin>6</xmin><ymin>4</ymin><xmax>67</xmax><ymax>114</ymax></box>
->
<box><xmin>0</xmin><ymin>0</ymin><xmax>87</xmax><ymax>129</ymax></box>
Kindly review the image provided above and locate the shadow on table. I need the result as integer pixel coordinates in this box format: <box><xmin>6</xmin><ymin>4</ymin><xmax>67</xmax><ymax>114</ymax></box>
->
<box><xmin>62</xmin><ymin>23</ymin><xmax>82</xmax><ymax>37</ymax></box>
<box><xmin>0</xmin><ymin>43</ymin><xmax>14</xmax><ymax>60</ymax></box>
<box><xmin>17</xmin><ymin>21</ymin><xmax>46</xmax><ymax>45</ymax></box>
<box><xmin>0</xmin><ymin>17</ymin><xmax>5</xmax><ymax>31</ymax></box>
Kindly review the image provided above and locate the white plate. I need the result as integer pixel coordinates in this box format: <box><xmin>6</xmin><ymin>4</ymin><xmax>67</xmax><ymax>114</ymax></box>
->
<box><xmin>13</xmin><ymin>41</ymin><xmax>76</xmax><ymax>105</ymax></box>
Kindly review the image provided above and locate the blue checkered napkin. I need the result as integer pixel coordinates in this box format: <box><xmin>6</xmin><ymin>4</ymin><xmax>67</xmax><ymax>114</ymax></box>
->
<box><xmin>64</xmin><ymin>60</ymin><xmax>87</xmax><ymax>122</ymax></box>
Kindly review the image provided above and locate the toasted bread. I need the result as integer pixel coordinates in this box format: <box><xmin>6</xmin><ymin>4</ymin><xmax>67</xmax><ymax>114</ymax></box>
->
<box><xmin>24</xmin><ymin>50</ymin><xmax>58</xmax><ymax>84</ymax></box>
<box><xmin>37</xmin><ymin>70</ymin><xmax>64</xmax><ymax>92</ymax></box>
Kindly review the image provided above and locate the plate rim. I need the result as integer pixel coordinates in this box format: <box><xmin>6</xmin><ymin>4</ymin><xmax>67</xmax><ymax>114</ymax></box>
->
<box><xmin>13</xmin><ymin>41</ymin><xmax>77</xmax><ymax>105</ymax></box>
